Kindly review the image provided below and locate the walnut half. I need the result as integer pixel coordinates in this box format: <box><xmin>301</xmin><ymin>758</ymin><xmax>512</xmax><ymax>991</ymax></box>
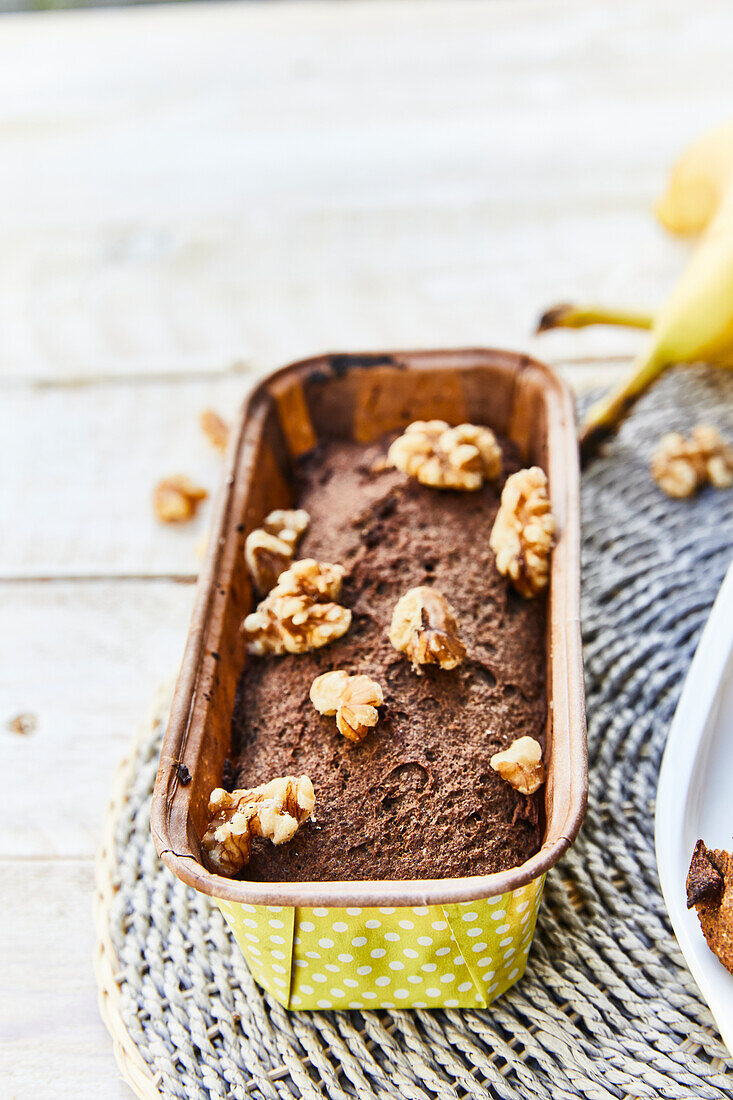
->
<box><xmin>651</xmin><ymin>425</ymin><xmax>733</xmax><ymax>498</ymax></box>
<box><xmin>243</xmin><ymin>559</ymin><xmax>351</xmax><ymax>655</ymax></box>
<box><xmin>388</xmin><ymin>586</ymin><xmax>466</xmax><ymax>671</ymax></box>
<box><xmin>490</xmin><ymin>736</ymin><xmax>545</xmax><ymax>795</ymax></box>
<box><xmin>490</xmin><ymin>467</ymin><xmax>554</xmax><ymax>598</ymax></box>
<box><xmin>203</xmin><ymin>776</ymin><xmax>315</xmax><ymax>876</ymax></box>
<box><xmin>387</xmin><ymin>420</ymin><xmax>502</xmax><ymax>491</ymax></box>
<box><xmin>310</xmin><ymin>670</ymin><xmax>384</xmax><ymax>741</ymax></box>
<box><xmin>245</xmin><ymin>508</ymin><xmax>310</xmax><ymax>593</ymax></box>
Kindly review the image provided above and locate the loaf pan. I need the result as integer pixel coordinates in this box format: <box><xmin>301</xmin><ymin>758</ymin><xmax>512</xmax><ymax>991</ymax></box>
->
<box><xmin>151</xmin><ymin>348</ymin><xmax>587</xmax><ymax>1010</ymax></box>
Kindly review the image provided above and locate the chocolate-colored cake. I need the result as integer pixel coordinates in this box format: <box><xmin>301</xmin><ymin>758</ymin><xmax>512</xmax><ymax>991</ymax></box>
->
<box><xmin>230</xmin><ymin>435</ymin><xmax>547</xmax><ymax>882</ymax></box>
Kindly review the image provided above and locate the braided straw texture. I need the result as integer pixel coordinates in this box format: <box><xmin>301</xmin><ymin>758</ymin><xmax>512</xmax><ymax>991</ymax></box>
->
<box><xmin>95</xmin><ymin>365</ymin><xmax>733</xmax><ymax>1099</ymax></box>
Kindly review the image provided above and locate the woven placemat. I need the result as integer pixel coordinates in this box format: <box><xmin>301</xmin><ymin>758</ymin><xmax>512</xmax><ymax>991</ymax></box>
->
<box><xmin>95</xmin><ymin>365</ymin><xmax>733</xmax><ymax>1100</ymax></box>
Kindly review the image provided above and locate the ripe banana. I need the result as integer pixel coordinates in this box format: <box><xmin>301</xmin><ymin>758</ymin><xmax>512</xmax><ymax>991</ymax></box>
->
<box><xmin>655</xmin><ymin>120</ymin><xmax>733</xmax><ymax>236</ymax></box>
<box><xmin>536</xmin><ymin>123</ymin><xmax>733</xmax><ymax>461</ymax></box>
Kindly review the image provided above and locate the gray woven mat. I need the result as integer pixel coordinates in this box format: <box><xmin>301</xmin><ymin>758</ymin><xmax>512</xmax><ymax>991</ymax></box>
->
<box><xmin>109</xmin><ymin>365</ymin><xmax>733</xmax><ymax>1100</ymax></box>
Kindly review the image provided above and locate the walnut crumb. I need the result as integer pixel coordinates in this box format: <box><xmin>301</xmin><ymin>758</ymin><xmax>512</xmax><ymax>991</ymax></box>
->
<box><xmin>202</xmin><ymin>776</ymin><xmax>315</xmax><ymax>876</ymax></box>
<box><xmin>7</xmin><ymin>712</ymin><xmax>37</xmax><ymax>736</ymax></box>
<box><xmin>310</xmin><ymin>670</ymin><xmax>384</xmax><ymax>741</ymax></box>
<box><xmin>490</xmin><ymin>736</ymin><xmax>546</xmax><ymax>795</ymax></box>
<box><xmin>651</xmin><ymin>425</ymin><xmax>733</xmax><ymax>498</ymax></box>
<box><xmin>243</xmin><ymin>559</ymin><xmax>351</xmax><ymax>655</ymax></box>
<box><xmin>153</xmin><ymin>476</ymin><xmax>208</xmax><ymax>523</ymax></box>
<box><xmin>245</xmin><ymin>508</ymin><xmax>310</xmax><ymax>593</ymax></box>
<box><xmin>387</xmin><ymin>420</ymin><xmax>502</xmax><ymax>491</ymax></box>
<box><xmin>490</xmin><ymin>467</ymin><xmax>554</xmax><ymax>598</ymax></box>
<box><xmin>199</xmin><ymin>409</ymin><xmax>230</xmax><ymax>453</ymax></box>
<box><xmin>388</xmin><ymin>586</ymin><xmax>466</xmax><ymax>671</ymax></box>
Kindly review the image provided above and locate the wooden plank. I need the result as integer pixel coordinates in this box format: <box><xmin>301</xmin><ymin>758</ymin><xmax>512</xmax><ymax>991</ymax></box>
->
<box><xmin>0</xmin><ymin>859</ymin><xmax>135</xmax><ymax>1100</ymax></box>
<box><xmin>1</xmin><ymin>362</ymin><xmax>621</xmax><ymax>581</ymax></box>
<box><xmin>0</xmin><ymin>581</ymin><xmax>195</xmax><ymax>859</ymax></box>
<box><xmin>1</xmin><ymin>375</ymin><xmax>251</xmax><ymax>580</ymax></box>
<box><xmin>0</xmin><ymin>0</ymin><xmax>727</xmax><ymax>380</ymax></box>
<box><xmin>0</xmin><ymin>202</ymin><xmax>670</xmax><ymax>382</ymax></box>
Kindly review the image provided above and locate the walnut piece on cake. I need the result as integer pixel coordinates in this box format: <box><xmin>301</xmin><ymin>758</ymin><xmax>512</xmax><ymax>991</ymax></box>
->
<box><xmin>153</xmin><ymin>476</ymin><xmax>208</xmax><ymax>523</ymax></box>
<box><xmin>243</xmin><ymin>558</ymin><xmax>351</xmax><ymax>655</ymax></box>
<box><xmin>203</xmin><ymin>776</ymin><xmax>315</xmax><ymax>876</ymax></box>
<box><xmin>310</xmin><ymin>669</ymin><xmax>384</xmax><ymax>742</ymax></box>
<box><xmin>490</xmin><ymin>467</ymin><xmax>555</xmax><ymax>598</ymax></box>
<box><xmin>273</xmin><ymin>556</ymin><xmax>342</xmax><ymax>599</ymax></box>
<box><xmin>263</xmin><ymin>509</ymin><xmax>310</xmax><ymax>547</ymax></box>
<box><xmin>387</xmin><ymin>419</ymin><xmax>502</xmax><ymax>491</ymax></box>
<box><xmin>245</xmin><ymin>508</ymin><xmax>310</xmax><ymax>593</ymax></box>
<box><xmin>651</xmin><ymin>425</ymin><xmax>733</xmax><ymax>498</ymax></box>
<box><xmin>490</xmin><ymin>736</ymin><xmax>546</xmax><ymax>795</ymax></box>
<box><xmin>388</xmin><ymin>586</ymin><xmax>466</xmax><ymax>671</ymax></box>
<box><xmin>686</xmin><ymin>839</ymin><xmax>733</xmax><ymax>975</ymax></box>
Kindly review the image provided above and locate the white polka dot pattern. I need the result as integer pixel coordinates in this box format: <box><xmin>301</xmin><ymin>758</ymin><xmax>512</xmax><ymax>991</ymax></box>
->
<box><xmin>215</xmin><ymin>876</ymin><xmax>544</xmax><ymax>1010</ymax></box>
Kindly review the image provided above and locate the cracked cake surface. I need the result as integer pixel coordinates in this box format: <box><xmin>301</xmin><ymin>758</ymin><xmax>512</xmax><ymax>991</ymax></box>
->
<box><xmin>230</xmin><ymin>434</ymin><xmax>547</xmax><ymax>882</ymax></box>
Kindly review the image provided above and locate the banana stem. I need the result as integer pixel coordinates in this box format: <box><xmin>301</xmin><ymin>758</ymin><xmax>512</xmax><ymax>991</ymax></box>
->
<box><xmin>578</xmin><ymin>344</ymin><xmax>669</xmax><ymax>464</ymax></box>
<box><xmin>536</xmin><ymin>303</ymin><xmax>654</xmax><ymax>333</ymax></box>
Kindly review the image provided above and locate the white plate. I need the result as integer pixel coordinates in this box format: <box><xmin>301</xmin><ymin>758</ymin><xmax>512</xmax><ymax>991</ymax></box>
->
<box><xmin>655</xmin><ymin>560</ymin><xmax>733</xmax><ymax>1057</ymax></box>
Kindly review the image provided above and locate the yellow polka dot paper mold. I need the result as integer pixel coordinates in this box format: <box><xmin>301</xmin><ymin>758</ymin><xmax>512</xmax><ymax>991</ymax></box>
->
<box><xmin>215</xmin><ymin>882</ymin><xmax>544</xmax><ymax>1010</ymax></box>
<box><xmin>151</xmin><ymin>350</ymin><xmax>587</xmax><ymax>1012</ymax></box>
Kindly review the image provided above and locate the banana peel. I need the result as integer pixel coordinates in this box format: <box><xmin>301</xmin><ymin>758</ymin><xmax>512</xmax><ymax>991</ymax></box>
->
<box><xmin>537</xmin><ymin>123</ymin><xmax>733</xmax><ymax>462</ymax></box>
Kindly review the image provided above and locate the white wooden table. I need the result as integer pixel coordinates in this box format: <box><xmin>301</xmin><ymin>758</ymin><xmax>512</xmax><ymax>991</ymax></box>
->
<box><xmin>2</xmin><ymin>1</ymin><xmax>731</xmax><ymax>1094</ymax></box>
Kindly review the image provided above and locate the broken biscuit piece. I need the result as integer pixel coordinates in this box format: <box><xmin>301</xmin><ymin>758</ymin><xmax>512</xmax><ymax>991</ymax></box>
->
<box><xmin>387</xmin><ymin>420</ymin><xmax>502</xmax><ymax>491</ymax></box>
<box><xmin>245</xmin><ymin>508</ymin><xmax>310</xmax><ymax>593</ymax></box>
<box><xmin>490</xmin><ymin>736</ymin><xmax>546</xmax><ymax>795</ymax></box>
<box><xmin>687</xmin><ymin>839</ymin><xmax>724</xmax><ymax>909</ymax></box>
<box><xmin>243</xmin><ymin>559</ymin><xmax>351</xmax><ymax>655</ymax></box>
<box><xmin>310</xmin><ymin>670</ymin><xmax>384</xmax><ymax>742</ymax></box>
<box><xmin>490</xmin><ymin>467</ymin><xmax>554</xmax><ymax>598</ymax></box>
<box><xmin>153</xmin><ymin>476</ymin><xmax>208</xmax><ymax>523</ymax></box>
<box><xmin>203</xmin><ymin>776</ymin><xmax>315</xmax><ymax>876</ymax></box>
<box><xmin>686</xmin><ymin>839</ymin><xmax>733</xmax><ymax>975</ymax></box>
<box><xmin>388</xmin><ymin>586</ymin><xmax>466</xmax><ymax>671</ymax></box>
